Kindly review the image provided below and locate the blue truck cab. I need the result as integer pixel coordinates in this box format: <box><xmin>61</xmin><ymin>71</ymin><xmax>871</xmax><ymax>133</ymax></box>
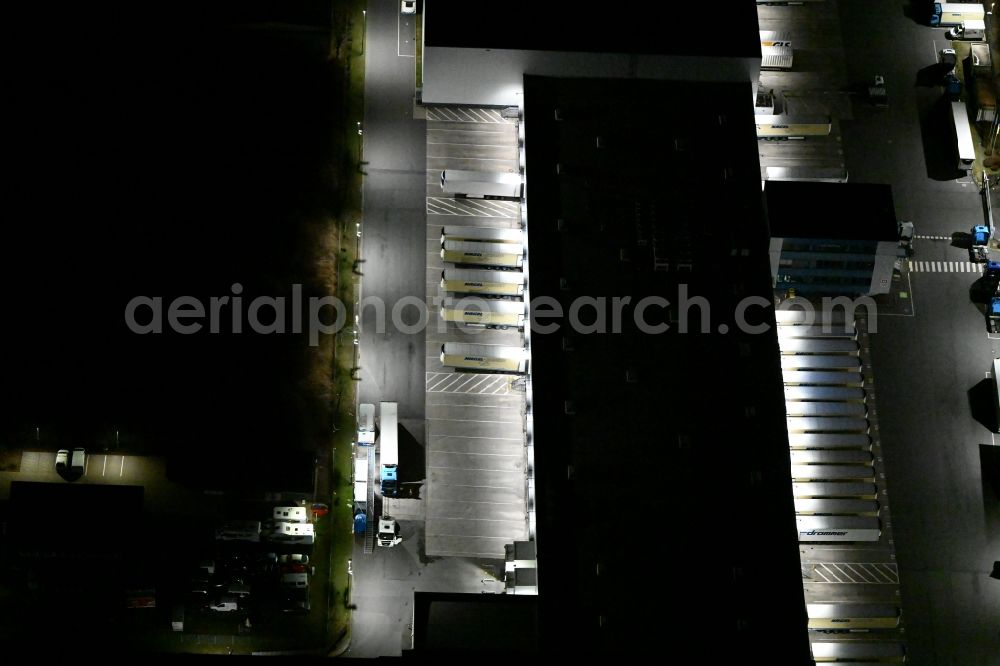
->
<box><xmin>930</xmin><ymin>3</ymin><xmax>941</xmax><ymax>26</ymax></box>
<box><xmin>381</xmin><ymin>466</ymin><xmax>398</xmax><ymax>497</ymax></box>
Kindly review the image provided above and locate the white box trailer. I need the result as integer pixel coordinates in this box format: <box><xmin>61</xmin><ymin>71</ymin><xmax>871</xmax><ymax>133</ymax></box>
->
<box><xmin>756</xmin><ymin>115</ymin><xmax>832</xmax><ymax>140</ymax></box>
<box><xmin>759</xmin><ymin>31</ymin><xmax>791</xmax><ymax>47</ymax></box>
<box><xmin>789</xmin><ymin>450</ymin><xmax>873</xmax><ymax>466</ymax></box>
<box><xmin>780</xmin><ymin>370</ymin><xmax>864</xmax><ymax>387</ymax></box>
<box><xmin>440</xmin><ymin>226</ymin><xmax>523</xmax><ymax>244</ymax></box>
<box><xmin>441</xmin><ymin>269</ymin><xmax>525</xmax><ymax>297</ymax></box>
<box><xmin>786</xmin><ymin>417</ymin><xmax>869</xmax><ymax>433</ymax></box>
<box><xmin>779</xmin><ymin>338</ymin><xmax>859</xmax><ymax>354</ymax></box>
<box><xmin>440</xmin><ymin>170</ymin><xmax>522</xmax><ymax>199</ymax></box>
<box><xmin>764</xmin><ymin>166</ymin><xmax>849</xmax><ymax>183</ymax></box>
<box><xmin>354</xmin><ymin>457</ymin><xmax>371</xmax><ymax>506</ymax></box>
<box><xmin>776</xmin><ymin>323</ymin><xmax>857</xmax><ymax>339</ymax></box>
<box><xmin>797</xmin><ymin>515</ymin><xmax>882</xmax><ymax>542</ymax></box>
<box><xmin>781</xmin><ymin>355</ymin><xmax>862</xmax><ymax>370</ymax></box>
<box><xmin>806</xmin><ymin>603</ymin><xmax>901</xmax><ymax>630</ymax></box>
<box><xmin>937</xmin><ymin>3</ymin><xmax>986</xmax><ymax>27</ymax></box>
<box><xmin>951</xmin><ymin>100</ymin><xmax>976</xmax><ymax>171</ymax></box>
<box><xmin>761</xmin><ymin>45</ymin><xmax>793</xmax><ymax>70</ymax></box>
<box><xmin>810</xmin><ymin>641</ymin><xmax>905</xmax><ymax>662</ymax></box>
<box><xmin>793</xmin><ymin>498</ymin><xmax>880</xmax><ymax>516</ymax></box>
<box><xmin>440</xmin><ymin>342</ymin><xmax>529</xmax><ymax>374</ymax></box>
<box><xmin>775</xmin><ymin>310</ymin><xmax>849</xmax><ymax>325</ymax></box>
<box><xmin>792</xmin><ymin>482</ymin><xmax>878</xmax><ymax>499</ymax></box>
<box><xmin>440</xmin><ymin>298</ymin><xmax>526</xmax><ymax>329</ymax></box>
<box><xmin>790</xmin><ymin>464</ymin><xmax>876</xmax><ymax>482</ymax></box>
<box><xmin>784</xmin><ymin>386</ymin><xmax>865</xmax><ymax>401</ymax></box>
<box><xmin>787</xmin><ymin>433</ymin><xmax>872</xmax><ymax>450</ymax></box>
<box><xmin>358</xmin><ymin>403</ymin><xmax>376</xmax><ymax>445</ymax></box>
<box><xmin>784</xmin><ymin>401</ymin><xmax>867</xmax><ymax>417</ymax></box>
<box><xmin>441</xmin><ymin>240</ymin><xmax>524</xmax><ymax>268</ymax></box>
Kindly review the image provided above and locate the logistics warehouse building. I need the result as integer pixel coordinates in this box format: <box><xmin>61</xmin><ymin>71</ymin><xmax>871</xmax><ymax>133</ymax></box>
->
<box><xmin>520</xmin><ymin>74</ymin><xmax>810</xmax><ymax>660</ymax></box>
<box><xmin>416</xmin><ymin>2</ymin><xmax>809</xmax><ymax>660</ymax></box>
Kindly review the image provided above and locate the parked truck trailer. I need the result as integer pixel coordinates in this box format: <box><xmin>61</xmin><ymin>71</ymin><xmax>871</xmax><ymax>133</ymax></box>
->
<box><xmin>440</xmin><ymin>170</ymin><xmax>522</xmax><ymax>199</ymax></box>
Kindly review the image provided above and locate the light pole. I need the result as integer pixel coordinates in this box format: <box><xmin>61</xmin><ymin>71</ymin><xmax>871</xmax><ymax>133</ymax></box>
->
<box><xmin>361</xmin><ymin>10</ymin><xmax>366</xmax><ymax>55</ymax></box>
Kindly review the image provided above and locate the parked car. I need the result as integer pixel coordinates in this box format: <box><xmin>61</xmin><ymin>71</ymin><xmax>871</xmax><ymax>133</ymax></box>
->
<box><xmin>939</xmin><ymin>48</ymin><xmax>957</xmax><ymax>72</ymax></box>
<box><xmin>55</xmin><ymin>450</ymin><xmax>69</xmax><ymax>471</ymax></box>
<box><xmin>868</xmin><ymin>75</ymin><xmax>888</xmax><ymax>108</ymax></box>
<box><xmin>70</xmin><ymin>448</ymin><xmax>86</xmax><ymax>473</ymax></box>
<box><xmin>280</xmin><ymin>562</ymin><xmax>309</xmax><ymax>574</ymax></box>
<box><xmin>207</xmin><ymin>596</ymin><xmax>239</xmax><ymax>612</ymax></box>
<box><xmin>278</xmin><ymin>554</ymin><xmax>309</xmax><ymax>565</ymax></box>
<box><xmin>311</xmin><ymin>503</ymin><xmax>329</xmax><ymax>517</ymax></box>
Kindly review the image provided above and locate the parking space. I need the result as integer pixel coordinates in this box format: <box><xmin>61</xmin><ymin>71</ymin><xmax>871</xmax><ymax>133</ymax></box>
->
<box><xmin>426</xmin><ymin>197</ymin><xmax>520</xmax><ymax>217</ymax></box>
<box><xmin>426</xmin><ymin>372</ymin><xmax>513</xmax><ymax>395</ymax></box>
<box><xmin>426</xmin><ymin>107</ymin><xmax>512</xmax><ymax>123</ymax></box>
<box><xmin>422</xmin><ymin>106</ymin><xmax>529</xmax><ymax>558</ymax></box>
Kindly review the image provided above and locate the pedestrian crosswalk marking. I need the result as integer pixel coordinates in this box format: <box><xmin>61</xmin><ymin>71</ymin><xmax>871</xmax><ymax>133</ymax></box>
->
<box><xmin>907</xmin><ymin>260</ymin><xmax>983</xmax><ymax>273</ymax></box>
<box><xmin>913</xmin><ymin>235</ymin><xmax>952</xmax><ymax>241</ymax></box>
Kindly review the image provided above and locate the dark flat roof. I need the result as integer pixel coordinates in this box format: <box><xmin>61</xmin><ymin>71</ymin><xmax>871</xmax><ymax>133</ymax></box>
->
<box><xmin>523</xmin><ymin>75</ymin><xmax>811</xmax><ymax>660</ymax></box>
<box><xmin>425</xmin><ymin>0</ymin><xmax>760</xmax><ymax>58</ymax></box>
<box><xmin>765</xmin><ymin>181</ymin><xmax>898</xmax><ymax>241</ymax></box>
<box><xmin>411</xmin><ymin>592</ymin><xmax>539</xmax><ymax>654</ymax></box>
<box><xmin>9</xmin><ymin>480</ymin><xmax>144</xmax><ymax>559</ymax></box>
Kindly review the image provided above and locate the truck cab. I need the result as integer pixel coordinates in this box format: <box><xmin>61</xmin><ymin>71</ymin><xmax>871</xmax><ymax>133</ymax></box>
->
<box><xmin>377</xmin><ymin>516</ymin><xmax>402</xmax><ymax>547</ymax></box>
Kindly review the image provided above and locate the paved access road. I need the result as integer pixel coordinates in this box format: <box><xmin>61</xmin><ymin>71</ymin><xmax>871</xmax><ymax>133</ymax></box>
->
<box><xmin>357</xmin><ymin>0</ymin><xmax>427</xmax><ymax>420</ymax></box>
<box><xmin>836</xmin><ymin>1</ymin><xmax>1000</xmax><ymax>662</ymax></box>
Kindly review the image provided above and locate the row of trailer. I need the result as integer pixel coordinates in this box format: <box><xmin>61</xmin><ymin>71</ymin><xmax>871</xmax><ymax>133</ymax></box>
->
<box><xmin>777</xmin><ymin>311</ymin><xmax>906</xmax><ymax>659</ymax></box>
<box><xmin>438</xmin><ymin>225</ymin><xmax>529</xmax><ymax>374</ymax></box>
<box><xmin>776</xmin><ymin>310</ymin><xmax>882</xmax><ymax>543</ymax></box>
<box><xmin>439</xmin><ymin>226</ymin><xmax>527</xmax><ymax>330</ymax></box>
<box><xmin>439</xmin><ymin>225</ymin><xmax>525</xmax><ymax>270</ymax></box>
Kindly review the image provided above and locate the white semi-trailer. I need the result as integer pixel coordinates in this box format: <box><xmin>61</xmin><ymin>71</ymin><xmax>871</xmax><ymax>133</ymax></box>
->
<box><xmin>440</xmin><ymin>170</ymin><xmax>522</xmax><ymax>199</ymax></box>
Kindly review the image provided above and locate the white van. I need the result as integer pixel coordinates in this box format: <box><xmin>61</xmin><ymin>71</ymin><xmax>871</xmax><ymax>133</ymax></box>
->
<box><xmin>70</xmin><ymin>448</ymin><xmax>86</xmax><ymax>473</ymax></box>
<box><xmin>281</xmin><ymin>572</ymin><xmax>309</xmax><ymax>588</ymax></box>
<box><xmin>55</xmin><ymin>450</ymin><xmax>69</xmax><ymax>471</ymax></box>
<box><xmin>208</xmin><ymin>596</ymin><xmax>239</xmax><ymax>612</ymax></box>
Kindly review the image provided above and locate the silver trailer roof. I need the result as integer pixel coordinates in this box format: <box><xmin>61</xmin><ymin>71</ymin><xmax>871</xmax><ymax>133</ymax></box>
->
<box><xmin>792</xmin><ymin>482</ymin><xmax>877</xmax><ymax>498</ymax></box>
<box><xmin>784</xmin><ymin>386</ymin><xmax>865</xmax><ymax>401</ymax></box>
<box><xmin>787</xmin><ymin>433</ymin><xmax>872</xmax><ymax>450</ymax></box>
<box><xmin>781</xmin><ymin>371</ymin><xmax>864</xmax><ymax>386</ymax></box>
<box><xmin>784</xmin><ymin>401</ymin><xmax>867</xmax><ymax>417</ymax></box>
